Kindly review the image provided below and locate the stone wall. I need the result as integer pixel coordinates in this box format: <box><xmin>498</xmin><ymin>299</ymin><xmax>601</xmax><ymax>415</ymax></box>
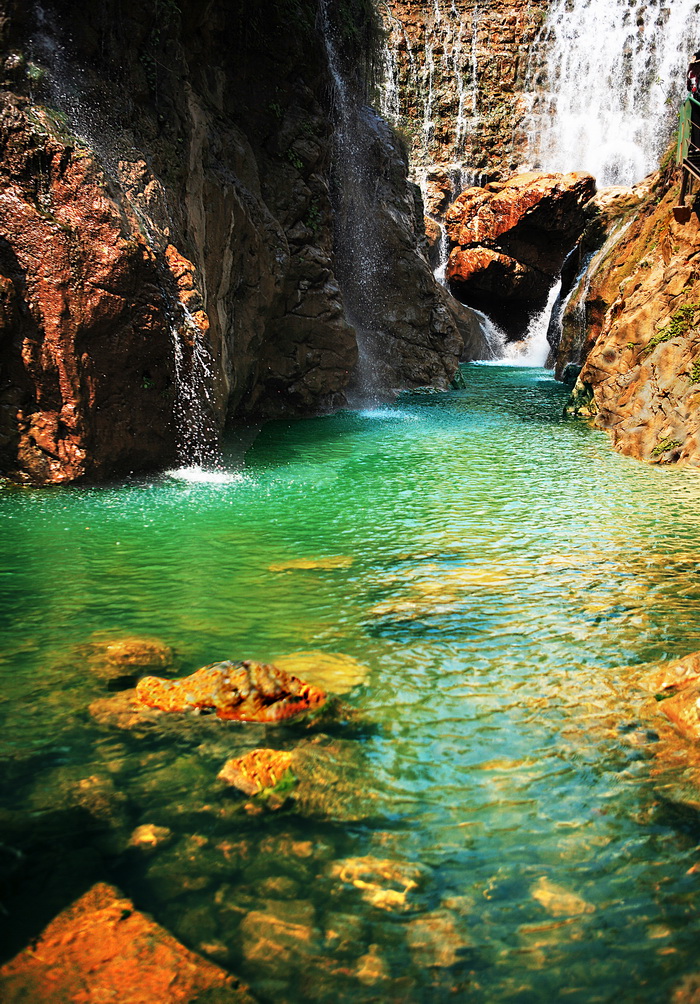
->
<box><xmin>379</xmin><ymin>0</ymin><xmax>550</xmax><ymax>189</ymax></box>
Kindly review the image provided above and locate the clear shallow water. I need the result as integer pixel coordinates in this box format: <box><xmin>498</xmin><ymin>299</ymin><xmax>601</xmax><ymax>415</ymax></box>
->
<box><xmin>2</xmin><ymin>365</ymin><xmax>700</xmax><ymax>1001</ymax></box>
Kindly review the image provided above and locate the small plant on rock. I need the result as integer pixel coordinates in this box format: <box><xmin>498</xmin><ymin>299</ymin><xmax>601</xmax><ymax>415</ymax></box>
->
<box><xmin>643</xmin><ymin>304</ymin><xmax>700</xmax><ymax>356</ymax></box>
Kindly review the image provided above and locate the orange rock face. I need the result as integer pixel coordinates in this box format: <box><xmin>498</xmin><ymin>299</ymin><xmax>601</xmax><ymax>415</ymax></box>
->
<box><xmin>0</xmin><ymin>99</ymin><xmax>218</xmax><ymax>483</ymax></box>
<box><xmin>0</xmin><ymin>882</ymin><xmax>253</xmax><ymax>1003</ymax></box>
<box><xmin>444</xmin><ymin>172</ymin><xmax>596</xmax><ymax>335</ymax></box>
<box><xmin>563</xmin><ymin>173</ymin><xmax>700</xmax><ymax>467</ymax></box>
<box><xmin>135</xmin><ymin>660</ymin><xmax>327</xmax><ymax>722</ymax></box>
<box><xmin>218</xmin><ymin>748</ymin><xmax>295</xmax><ymax>794</ymax></box>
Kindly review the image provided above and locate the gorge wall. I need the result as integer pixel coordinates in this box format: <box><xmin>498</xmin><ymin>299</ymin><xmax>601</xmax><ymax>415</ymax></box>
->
<box><xmin>0</xmin><ymin>0</ymin><xmax>475</xmax><ymax>484</ymax></box>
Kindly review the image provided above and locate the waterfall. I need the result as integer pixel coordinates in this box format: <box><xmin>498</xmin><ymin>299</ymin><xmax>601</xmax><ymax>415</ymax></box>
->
<box><xmin>433</xmin><ymin>223</ymin><xmax>450</xmax><ymax>285</ymax></box>
<box><xmin>503</xmin><ymin>280</ymin><xmax>562</xmax><ymax>367</ymax></box>
<box><xmin>320</xmin><ymin>0</ymin><xmax>386</xmax><ymax>400</ymax></box>
<box><xmin>525</xmin><ymin>0</ymin><xmax>698</xmax><ymax>185</ymax></box>
<box><xmin>378</xmin><ymin>2</ymin><xmax>477</xmax><ymax>175</ymax></box>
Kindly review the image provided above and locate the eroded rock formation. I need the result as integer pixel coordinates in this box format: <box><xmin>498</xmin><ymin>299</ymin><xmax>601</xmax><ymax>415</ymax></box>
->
<box><xmin>562</xmin><ymin>166</ymin><xmax>700</xmax><ymax>466</ymax></box>
<box><xmin>135</xmin><ymin>659</ymin><xmax>327</xmax><ymax>722</ymax></box>
<box><xmin>445</xmin><ymin>172</ymin><xmax>596</xmax><ymax>336</ymax></box>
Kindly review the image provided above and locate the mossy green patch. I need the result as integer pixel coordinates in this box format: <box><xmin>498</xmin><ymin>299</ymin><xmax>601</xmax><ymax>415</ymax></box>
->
<box><xmin>651</xmin><ymin>438</ymin><xmax>683</xmax><ymax>458</ymax></box>
<box><xmin>643</xmin><ymin>304</ymin><xmax>700</xmax><ymax>356</ymax></box>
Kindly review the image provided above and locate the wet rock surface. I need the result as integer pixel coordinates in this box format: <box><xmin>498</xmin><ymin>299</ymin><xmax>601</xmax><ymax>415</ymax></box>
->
<box><xmin>0</xmin><ymin>881</ymin><xmax>253</xmax><ymax>1002</ymax></box>
<box><xmin>445</xmin><ymin>172</ymin><xmax>596</xmax><ymax>336</ymax></box>
<box><xmin>135</xmin><ymin>660</ymin><xmax>327</xmax><ymax>723</ymax></box>
<box><xmin>218</xmin><ymin>749</ymin><xmax>295</xmax><ymax>797</ymax></box>
<box><xmin>380</xmin><ymin>0</ymin><xmax>550</xmax><ymax>175</ymax></box>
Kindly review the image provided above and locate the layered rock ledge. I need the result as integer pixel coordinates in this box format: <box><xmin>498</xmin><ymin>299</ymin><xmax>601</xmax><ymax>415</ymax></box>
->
<box><xmin>445</xmin><ymin>172</ymin><xmax>596</xmax><ymax>336</ymax></box>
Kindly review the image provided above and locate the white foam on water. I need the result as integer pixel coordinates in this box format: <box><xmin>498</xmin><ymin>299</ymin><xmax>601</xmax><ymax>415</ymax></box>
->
<box><xmin>164</xmin><ymin>466</ymin><xmax>246</xmax><ymax>485</ymax></box>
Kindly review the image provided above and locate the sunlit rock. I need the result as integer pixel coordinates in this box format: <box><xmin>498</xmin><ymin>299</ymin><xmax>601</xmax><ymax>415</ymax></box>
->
<box><xmin>657</xmin><ymin>686</ymin><xmax>700</xmax><ymax>743</ymax></box>
<box><xmin>218</xmin><ymin>749</ymin><xmax>295</xmax><ymax>796</ymax></box>
<box><xmin>531</xmin><ymin>876</ymin><xmax>595</xmax><ymax>917</ymax></box>
<box><xmin>0</xmin><ymin>882</ymin><xmax>253</xmax><ymax>1002</ymax></box>
<box><xmin>561</xmin><ymin>177</ymin><xmax>700</xmax><ymax>467</ymax></box>
<box><xmin>638</xmin><ymin>651</ymin><xmax>700</xmax><ymax>696</ymax></box>
<box><xmin>136</xmin><ymin>660</ymin><xmax>327</xmax><ymax>722</ymax></box>
<box><xmin>445</xmin><ymin>172</ymin><xmax>596</xmax><ymax>337</ymax></box>
<box><xmin>329</xmin><ymin>855</ymin><xmax>428</xmax><ymax>912</ymax></box>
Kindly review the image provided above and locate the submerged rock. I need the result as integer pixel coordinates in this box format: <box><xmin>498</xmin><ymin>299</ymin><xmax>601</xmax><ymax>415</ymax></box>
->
<box><xmin>218</xmin><ymin>749</ymin><xmax>295</xmax><ymax>796</ymax></box>
<box><xmin>530</xmin><ymin>876</ymin><xmax>596</xmax><ymax>917</ymax></box>
<box><xmin>445</xmin><ymin>172</ymin><xmax>596</xmax><ymax>337</ymax></box>
<box><xmin>406</xmin><ymin>909</ymin><xmax>471</xmax><ymax>968</ymax></box>
<box><xmin>128</xmin><ymin>823</ymin><xmax>173</xmax><ymax>852</ymax></box>
<box><xmin>240</xmin><ymin>899</ymin><xmax>321</xmax><ymax>969</ymax></box>
<box><xmin>273</xmin><ymin>651</ymin><xmax>369</xmax><ymax>694</ymax></box>
<box><xmin>0</xmin><ymin>881</ymin><xmax>253</xmax><ymax>1002</ymax></box>
<box><xmin>87</xmin><ymin>634</ymin><xmax>176</xmax><ymax>688</ymax></box>
<box><xmin>136</xmin><ymin>660</ymin><xmax>327</xmax><ymax>722</ymax></box>
<box><xmin>268</xmin><ymin>556</ymin><xmax>354</xmax><ymax>572</ymax></box>
<box><xmin>218</xmin><ymin>736</ymin><xmax>378</xmax><ymax>822</ymax></box>
<box><xmin>329</xmin><ymin>855</ymin><xmax>428</xmax><ymax>912</ymax></box>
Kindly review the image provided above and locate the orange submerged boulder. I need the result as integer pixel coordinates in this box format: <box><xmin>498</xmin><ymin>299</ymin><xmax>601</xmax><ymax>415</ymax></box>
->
<box><xmin>0</xmin><ymin>882</ymin><xmax>254</xmax><ymax>1003</ymax></box>
<box><xmin>135</xmin><ymin>659</ymin><xmax>327</xmax><ymax>722</ymax></box>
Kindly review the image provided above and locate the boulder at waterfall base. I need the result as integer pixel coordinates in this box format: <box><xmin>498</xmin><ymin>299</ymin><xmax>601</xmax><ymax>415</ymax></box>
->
<box><xmin>445</xmin><ymin>172</ymin><xmax>596</xmax><ymax>336</ymax></box>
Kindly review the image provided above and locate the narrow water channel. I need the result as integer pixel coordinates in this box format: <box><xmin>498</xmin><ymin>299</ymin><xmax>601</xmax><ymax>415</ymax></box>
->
<box><xmin>2</xmin><ymin>364</ymin><xmax>700</xmax><ymax>1002</ymax></box>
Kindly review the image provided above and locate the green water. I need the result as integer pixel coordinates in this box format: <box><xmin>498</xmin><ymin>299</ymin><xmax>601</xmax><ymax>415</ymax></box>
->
<box><xmin>2</xmin><ymin>363</ymin><xmax>700</xmax><ymax>1001</ymax></box>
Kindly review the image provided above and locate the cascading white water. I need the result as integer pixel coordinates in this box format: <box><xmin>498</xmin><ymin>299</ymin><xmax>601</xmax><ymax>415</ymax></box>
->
<box><xmin>503</xmin><ymin>281</ymin><xmax>562</xmax><ymax>367</ymax></box>
<box><xmin>525</xmin><ymin>0</ymin><xmax>699</xmax><ymax>185</ymax></box>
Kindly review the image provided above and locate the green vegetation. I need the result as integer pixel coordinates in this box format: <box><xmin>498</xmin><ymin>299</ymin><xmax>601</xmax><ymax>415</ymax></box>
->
<box><xmin>651</xmin><ymin>438</ymin><xmax>683</xmax><ymax>458</ymax></box>
<box><xmin>643</xmin><ymin>304</ymin><xmax>700</xmax><ymax>356</ymax></box>
<box><xmin>690</xmin><ymin>359</ymin><xmax>700</xmax><ymax>383</ymax></box>
<box><xmin>25</xmin><ymin>62</ymin><xmax>46</xmax><ymax>85</ymax></box>
<box><xmin>305</xmin><ymin>199</ymin><xmax>322</xmax><ymax>235</ymax></box>
<box><xmin>286</xmin><ymin>149</ymin><xmax>304</xmax><ymax>171</ymax></box>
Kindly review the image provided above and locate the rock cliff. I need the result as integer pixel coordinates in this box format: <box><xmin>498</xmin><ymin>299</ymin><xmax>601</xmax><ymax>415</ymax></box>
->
<box><xmin>561</xmin><ymin>163</ymin><xmax>700</xmax><ymax>466</ymax></box>
<box><xmin>0</xmin><ymin>0</ymin><xmax>466</xmax><ymax>484</ymax></box>
<box><xmin>380</xmin><ymin>0</ymin><xmax>549</xmax><ymax>192</ymax></box>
